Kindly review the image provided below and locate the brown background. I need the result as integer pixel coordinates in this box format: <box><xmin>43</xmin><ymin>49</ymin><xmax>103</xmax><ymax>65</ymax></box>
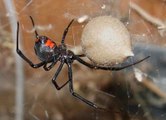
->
<box><xmin>0</xmin><ymin>0</ymin><xmax>166</xmax><ymax>120</ymax></box>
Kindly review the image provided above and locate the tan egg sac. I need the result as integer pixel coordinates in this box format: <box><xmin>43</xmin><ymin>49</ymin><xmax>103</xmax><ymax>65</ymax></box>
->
<box><xmin>81</xmin><ymin>16</ymin><xmax>134</xmax><ymax>66</ymax></box>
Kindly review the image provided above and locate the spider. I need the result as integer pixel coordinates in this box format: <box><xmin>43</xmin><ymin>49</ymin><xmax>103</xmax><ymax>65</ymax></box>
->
<box><xmin>16</xmin><ymin>16</ymin><xmax>150</xmax><ymax>109</ymax></box>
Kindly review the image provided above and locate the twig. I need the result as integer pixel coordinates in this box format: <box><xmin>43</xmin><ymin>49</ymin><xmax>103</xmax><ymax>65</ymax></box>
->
<box><xmin>134</xmin><ymin>68</ymin><xmax>166</xmax><ymax>100</ymax></box>
<box><xmin>130</xmin><ymin>2</ymin><xmax>166</xmax><ymax>36</ymax></box>
<box><xmin>3</xmin><ymin>1</ymin><xmax>25</xmax><ymax>120</ymax></box>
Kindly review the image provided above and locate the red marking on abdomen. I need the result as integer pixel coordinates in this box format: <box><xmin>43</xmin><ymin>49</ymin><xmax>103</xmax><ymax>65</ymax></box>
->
<box><xmin>45</xmin><ymin>39</ymin><xmax>55</xmax><ymax>48</ymax></box>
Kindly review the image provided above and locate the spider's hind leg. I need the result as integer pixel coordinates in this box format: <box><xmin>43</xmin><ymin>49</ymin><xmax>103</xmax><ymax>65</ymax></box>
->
<box><xmin>16</xmin><ymin>22</ymin><xmax>46</xmax><ymax>68</ymax></box>
<box><xmin>29</xmin><ymin>16</ymin><xmax>39</xmax><ymax>39</ymax></box>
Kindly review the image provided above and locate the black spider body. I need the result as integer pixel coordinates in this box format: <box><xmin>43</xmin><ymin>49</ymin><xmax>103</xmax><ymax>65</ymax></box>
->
<box><xmin>16</xmin><ymin>16</ymin><xmax>150</xmax><ymax>109</ymax></box>
<box><xmin>34</xmin><ymin>36</ymin><xmax>57</xmax><ymax>62</ymax></box>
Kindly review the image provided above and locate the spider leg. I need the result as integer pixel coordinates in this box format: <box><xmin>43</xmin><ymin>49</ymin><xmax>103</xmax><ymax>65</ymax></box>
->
<box><xmin>61</xmin><ymin>19</ymin><xmax>74</xmax><ymax>45</ymax></box>
<box><xmin>76</xmin><ymin>54</ymin><xmax>86</xmax><ymax>57</ymax></box>
<box><xmin>52</xmin><ymin>61</ymin><xmax>69</xmax><ymax>90</ymax></box>
<box><xmin>29</xmin><ymin>16</ymin><xmax>39</xmax><ymax>39</ymax></box>
<box><xmin>16</xmin><ymin>22</ymin><xmax>46</xmax><ymax>68</ymax></box>
<box><xmin>43</xmin><ymin>62</ymin><xmax>56</xmax><ymax>71</ymax></box>
<box><xmin>74</xmin><ymin>55</ymin><xmax>150</xmax><ymax>71</ymax></box>
<box><xmin>67</xmin><ymin>63</ymin><xmax>99</xmax><ymax>109</ymax></box>
<box><xmin>43</xmin><ymin>57</ymin><xmax>59</xmax><ymax>71</ymax></box>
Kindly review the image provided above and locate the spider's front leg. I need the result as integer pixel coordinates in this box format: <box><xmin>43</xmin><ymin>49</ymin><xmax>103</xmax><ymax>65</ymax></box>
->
<box><xmin>61</xmin><ymin>19</ymin><xmax>74</xmax><ymax>45</ymax></box>
<box><xmin>51</xmin><ymin>60</ymin><xmax>69</xmax><ymax>90</ymax></box>
<box><xmin>74</xmin><ymin>55</ymin><xmax>150</xmax><ymax>71</ymax></box>
<box><xmin>67</xmin><ymin>62</ymin><xmax>100</xmax><ymax>109</ymax></box>
<box><xmin>16</xmin><ymin>22</ymin><xmax>46</xmax><ymax>68</ymax></box>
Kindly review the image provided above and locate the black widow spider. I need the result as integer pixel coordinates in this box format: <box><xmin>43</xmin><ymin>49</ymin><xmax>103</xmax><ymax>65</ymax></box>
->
<box><xmin>16</xmin><ymin>16</ymin><xmax>150</xmax><ymax>109</ymax></box>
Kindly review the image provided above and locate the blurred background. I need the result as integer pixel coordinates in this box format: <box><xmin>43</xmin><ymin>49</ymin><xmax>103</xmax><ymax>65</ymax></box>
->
<box><xmin>0</xmin><ymin>0</ymin><xmax>166</xmax><ymax>120</ymax></box>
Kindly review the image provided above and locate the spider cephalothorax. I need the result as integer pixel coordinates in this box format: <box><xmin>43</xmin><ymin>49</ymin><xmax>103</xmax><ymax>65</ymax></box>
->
<box><xmin>16</xmin><ymin>16</ymin><xmax>149</xmax><ymax>109</ymax></box>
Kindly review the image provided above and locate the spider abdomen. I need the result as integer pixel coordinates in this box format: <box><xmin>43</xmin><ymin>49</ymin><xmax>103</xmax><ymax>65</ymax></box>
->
<box><xmin>34</xmin><ymin>36</ymin><xmax>57</xmax><ymax>61</ymax></box>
